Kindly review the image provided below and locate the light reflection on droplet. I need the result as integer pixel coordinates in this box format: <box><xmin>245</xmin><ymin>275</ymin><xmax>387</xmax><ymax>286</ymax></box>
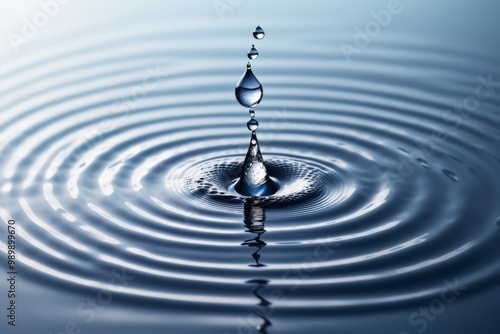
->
<box><xmin>253</xmin><ymin>25</ymin><xmax>265</xmax><ymax>39</ymax></box>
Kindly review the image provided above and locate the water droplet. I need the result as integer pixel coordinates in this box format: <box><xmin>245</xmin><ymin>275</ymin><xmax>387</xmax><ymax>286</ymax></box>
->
<box><xmin>235</xmin><ymin>63</ymin><xmax>263</xmax><ymax>108</ymax></box>
<box><xmin>247</xmin><ymin>119</ymin><xmax>259</xmax><ymax>131</ymax></box>
<box><xmin>442</xmin><ymin>169</ymin><xmax>459</xmax><ymax>182</ymax></box>
<box><xmin>251</xmin><ymin>139</ymin><xmax>257</xmax><ymax>145</ymax></box>
<box><xmin>249</xmin><ymin>109</ymin><xmax>255</xmax><ymax>118</ymax></box>
<box><xmin>247</xmin><ymin>44</ymin><xmax>258</xmax><ymax>59</ymax></box>
<box><xmin>253</xmin><ymin>25</ymin><xmax>265</xmax><ymax>39</ymax></box>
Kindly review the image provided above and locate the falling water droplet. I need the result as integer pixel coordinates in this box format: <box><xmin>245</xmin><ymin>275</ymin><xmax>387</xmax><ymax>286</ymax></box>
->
<box><xmin>235</xmin><ymin>132</ymin><xmax>277</xmax><ymax>196</ymax></box>
<box><xmin>247</xmin><ymin>119</ymin><xmax>259</xmax><ymax>131</ymax></box>
<box><xmin>235</xmin><ymin>63</ymin><xmax>263</xmax><ymax>108</ymax></box>
<box><xmin>247</xmin><ymin>44</ymin><xmax>259</xmax><ymax>59</ymax></box>
<box><xmin>253</xmin><ymin>25</ymin><xmax>265</xmax><ymax>39</ymax></box>
<box><xmin>232</xmin><ymin>25</ymin><xmax>275</xmax><ymax>197</ymax></box>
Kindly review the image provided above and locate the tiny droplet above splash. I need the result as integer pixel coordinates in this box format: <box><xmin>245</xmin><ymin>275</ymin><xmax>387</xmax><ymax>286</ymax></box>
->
<box><xmin>247</xmin><ymin>44</ymin><xmax>259</xmax><ymax>59</ymax></box>
<box><xmin>249</xmin><ymin>109</ymin><xmax>255</xmax><ymax>118</ymax></box>
<box><xmin>235</xmin><ymin>62</ymin><xmax>263</xmax><ymax>108</ymax></box>
<box><xmin>253</xmin><ymin>25</ymin><xmax>265</xmax><ymax>39</ymax></box>
<box><xmin>247</xmin><ymin>119</ymin><xmax>259</xmax><ymax>131</ymax></box>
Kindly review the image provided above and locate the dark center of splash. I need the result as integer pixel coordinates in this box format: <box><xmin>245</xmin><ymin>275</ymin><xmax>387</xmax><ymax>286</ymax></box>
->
<box><xmin>185</xmin><ymin>156</ymin><xmax>332</xmax><ymax>208</ymax></box>
<box><xmin>234</xmin><ymin>131</ymin><xmax>278</xmax><ymax>196</ymax></box>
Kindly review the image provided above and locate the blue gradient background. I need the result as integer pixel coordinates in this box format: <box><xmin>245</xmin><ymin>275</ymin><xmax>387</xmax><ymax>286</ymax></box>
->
<box><xmin>1</xmin><ymin>1</ymin><xmax>500</xmax><ymax>334</ymax></box>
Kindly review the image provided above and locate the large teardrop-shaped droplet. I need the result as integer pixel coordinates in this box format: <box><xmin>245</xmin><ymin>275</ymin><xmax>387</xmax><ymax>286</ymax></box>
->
<box><xmin>247</xmin><ymin>44</ymin><xmax>258</xmax><ymax>59</ymax></box>
<box><xmin>235</xmin><ymin>63</ymin><xmax>263</xmax><ymax>108</ymax></box>
<box><xmin>253</xmin><ymin>25</ymin><xmax>265</xmax><ymax>40</ymax></box>
<box><xmin>235</xmin><ymin>131</ymin><xmax>277</xmax><ymax>196</ymax></box>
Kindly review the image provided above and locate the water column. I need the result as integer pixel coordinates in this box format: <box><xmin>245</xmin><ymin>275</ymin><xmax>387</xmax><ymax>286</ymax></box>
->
<box><xmin>234</xmin><ymin>26</ymin><xmax>277</xmax><ymax>196</ymax></box>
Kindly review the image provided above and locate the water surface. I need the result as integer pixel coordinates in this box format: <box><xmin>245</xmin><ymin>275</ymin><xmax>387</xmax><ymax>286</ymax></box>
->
<box><xmin>1</xmin><ymin>1</ymin><xmax>500</xmax><ymax>333</ymax></box>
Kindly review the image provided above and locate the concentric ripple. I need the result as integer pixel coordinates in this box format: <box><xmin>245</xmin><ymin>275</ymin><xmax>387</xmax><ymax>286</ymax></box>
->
<box><xmin>1</xmin><ymin>21</ymin><xmax>500</xmax><ymax>321</ymax></box>
<box><xmin>184</xmin><ymin>156</ymin><xmax>334</xmax><ymax>207</ymax></box>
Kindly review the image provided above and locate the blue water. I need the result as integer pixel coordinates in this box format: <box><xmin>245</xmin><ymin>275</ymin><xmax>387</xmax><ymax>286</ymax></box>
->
<box><xmin>1</xmin><ymin>1</ymin><xmax>500</xmax><ymax>333</ymax></box>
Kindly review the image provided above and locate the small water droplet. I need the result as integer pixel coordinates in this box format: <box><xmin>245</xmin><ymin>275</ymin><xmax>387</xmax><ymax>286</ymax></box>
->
<box><xmin>247</xmin><ymin>44</ymin><xmax>258</xmax><ymax>59</ymax></box>
<box><xmin>253</xmin><ymin>25</ymin><xmax>265</xmax><ymax>39</ymax></box>
<box><xmin>235</xmin><ymin>63</ymin><xmax>263</xmax><ymax>108</ymax></box>
<box><xmin>251</xmin><ymin>139</ymin><xmax>257</xmax><ymax>145</ymax></box>
<box><xmin>442</xmin><ymin>169</ymin><xmax>459</xmax><ymax>182</ymax></box>
<box><xmin>249</xmin><ymin>109</ymin><xmax>255</xmax><ymax>118</ymax></box>
<box><xmin>247</xmin><ymin>119</ymin><xmax>259</xmax><ymax>131</ymax></box>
